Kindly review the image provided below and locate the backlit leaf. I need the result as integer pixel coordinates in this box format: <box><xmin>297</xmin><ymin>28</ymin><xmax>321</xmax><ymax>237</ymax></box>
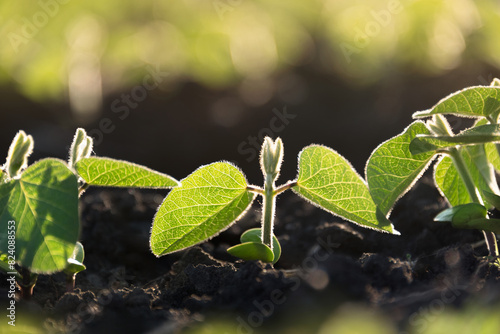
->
<box><xmin>0</xmin><ymin>159</ymin><xmax>79</xmax><ymax>273</ymax></box>
<box><xmin>293</xmin><ymin>145</ymin><xmax>395</xmax><ymax>234</ymax></box>
<box><xmin>150</xmin><ymin>162</ymin><xmax>255</xmax><ymax>256</ymax></box>
<box><xmin>366</xmin><ymin>121</ymin><xmax>435</xmax><ymax>216</ymax></box>
<box><xmin>410</xmin><ymin>124</ymin><xmax>500</xmax><ymax>154</ymax></box>
<box><xmin>413</xmin><ymin>86</ymin><xmax>500</xmax><ymax>119</ymax></box>
<box><xmin>76</xmin><ymin>157</ymin><xmax>179</xmax><ymax>189</ymax></box>
<box><xmin>434</xmin><ymin>146</ymin><xmax>499</xmax><ymax>207</ymax></box>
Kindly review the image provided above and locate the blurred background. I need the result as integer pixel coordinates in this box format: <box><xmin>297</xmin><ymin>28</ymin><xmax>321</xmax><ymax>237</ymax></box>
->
<box><xmin>1</xmin><ymin>0</ymin><xmax>500</xmax><ymax>183</ymax></box>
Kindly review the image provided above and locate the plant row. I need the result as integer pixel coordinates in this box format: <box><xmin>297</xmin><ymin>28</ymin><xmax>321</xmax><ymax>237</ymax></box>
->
<box><xmin>2</xmin><ymin>79</ymin><xmax>500</xmax><ymax>298</ymax></box>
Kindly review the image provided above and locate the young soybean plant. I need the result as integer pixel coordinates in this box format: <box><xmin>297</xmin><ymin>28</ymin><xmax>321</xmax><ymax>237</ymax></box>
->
<box><xmin>366</xmin><ymin>78</ymin><xmax>500</xmax><ymax>262</ymax></box>
<box><xmin>150</xmin><ymin>137</ymin><xmax>397</xmax><ymax>264</ymax></box>
<box><xmin>0</xmin><ymin>128</ymin><xmax>178</xmax><ymax>298</ymax></box>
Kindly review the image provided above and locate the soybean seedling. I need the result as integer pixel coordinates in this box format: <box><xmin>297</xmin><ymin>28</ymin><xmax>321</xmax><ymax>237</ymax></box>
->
<box><xmin>150</xmin><ymin>137</ymin><xmax>398</xmax><ymax>264</ymax></box>
<box><xmin>0</xmin><ymin>128</ymin><xmax>178</xmax><ymax>298</ymax></box>
<box><xmin>366</xmin><ymin>78</ymin><xmax>500</xmax><ymax>262</ymax></box>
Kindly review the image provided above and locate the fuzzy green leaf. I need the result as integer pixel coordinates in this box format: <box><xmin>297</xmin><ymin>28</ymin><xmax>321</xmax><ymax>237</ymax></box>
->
<box><xmin>410</xmin><ymin>124</ymin><xmax>500</xmax><ymax>155</ymax></box>
<box><xmin>0</xmin><ymin>159</ymin><xmax>79</xmax><ymax>273</ymax></box>
<box><xmin>413</xmin><ymin>86</ymin><xmax>500</xmax><ymax>119</ymax></box>
<box><xmin>485</xmin><ymin>142</ymin><xmax>500</xmax><ymax>173</ymax></box>
<box><xmin>293</xmin><ymin>145</ymin><xmax>395</xmax><ymax>234</ymax></box>
<box><xmin>366</xmin><ymin>121</ymin><xmax>435</xmax><ymax>216</ymax></box>
<box><xmin>434</xmin><ymin>146</ymin><xmax>499</xmax><ymax>207</ymax></box>
<box><xmin>434</xmin><ymin>156</ymin><xmax>470</xmax><ymax>206</ymax></box>
<box><xmin>150</xmin><ymin>162</ymin><xmax>255</xmax><ymax>256</ymax></box>
<box><xmin>76</xmin><ymin>157</ymin><xmax>179</xmax><ymax>189</ymax></box>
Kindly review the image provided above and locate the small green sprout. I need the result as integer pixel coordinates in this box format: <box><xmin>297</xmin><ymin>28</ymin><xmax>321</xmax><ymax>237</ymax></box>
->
<box><xmin>0</xmin><ymin>128</ymin><xmax>178</xmax><ymax>298</ymax></box>
<box><xmin>64</xmin><ymin>242</ymin><xmax>86</xmax><ymax>292</ymax></box>
<box><xmin>150</xmin><ymin>137</ymin><xmax>397</xmax><ymax>264</ymax></box>
<box><xmin>366</xmin><ymin>78</ymin><xmax>500</xmax><ymax>262</ymax></box>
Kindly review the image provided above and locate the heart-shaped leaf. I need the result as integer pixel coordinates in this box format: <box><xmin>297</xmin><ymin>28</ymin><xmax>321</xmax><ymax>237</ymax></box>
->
<box><xmin>150</xmin><ymin>162</ymin><xmax>255</xmax><ymax>256</ymax></box>
<box><xmin>366</xmin><ymin>121</ymin><xmax>435</xmax><ymax>216</ymax></box>
<box><xmin>293</xmin><ymin>145</ymin><xmax>396</xmax><ymax>234</ymax></box>
<box><xmin>76</xmin><ymin>157</ymin><xmax>179</xmax><ymax>189</ymax></box>
<box><xmin>0</xmin><ymin>159</ymin><xmax>79</xmax><ymax>273</ymax></box>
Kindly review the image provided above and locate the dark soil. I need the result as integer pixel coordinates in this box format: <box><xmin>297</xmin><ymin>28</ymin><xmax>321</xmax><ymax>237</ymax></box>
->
<box><xmin>1</xmin><ymin>174</ymin><xmax>500</xmax><ymax>333</ymax></box>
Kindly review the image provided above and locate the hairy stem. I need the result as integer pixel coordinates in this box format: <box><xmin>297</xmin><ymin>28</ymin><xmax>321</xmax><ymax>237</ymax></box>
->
<box><xmin>448</xmin><ymin>148</ymin><xmax>499</xmax><ymax>257</ymax></box>
<box><xmin>262</xmin><ymin>174</ymin><xmax>276</xmax><ymax>249</ymax></box>
<box><xmin>247</xmin><ymin>185</ymin><xmax>265</xmax><ymax>195</ymax></box>
<box><xmin>274</xmin><ymin>180</ymin><xmax>297</xmax><ymax>196</ymax></box>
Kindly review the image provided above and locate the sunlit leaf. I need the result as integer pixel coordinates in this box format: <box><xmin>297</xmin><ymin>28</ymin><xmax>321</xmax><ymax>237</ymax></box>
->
<box><xmin>293</xmin><ymin>145</ymin><xmax>395</xmax><ymax>234</ymax></box>
<box><xmin>150</xmin><ymin>162</ymin><xmax>255</xmax><ymax>256</ymax></box>
<box><xmin>0</xmin><ymin>159</ymin><xmax>79</xmax><ymax>273</ymax></box>
<box><xmin>434</xmin><ymin>146</ymin><xmax>499</xmax><ymax>207</ymax></box>
<box><xmin>413</xmin><ymin>86</ymin><xmax>500</xmax><ymax>119</ymax></box>
<box><xmin>410</xmin><ymin>124</ymin><xmax>500</xmax><ymax>155</ymax></box>
<box><xmin>76</xmin><ymin>157</ymin><xmax>179</xmax><ymax>189</ymax></box>
<box><xmin>366</xmin><ymin>121</ymin><xmax>435</xmax><ymax>216</ymax></box>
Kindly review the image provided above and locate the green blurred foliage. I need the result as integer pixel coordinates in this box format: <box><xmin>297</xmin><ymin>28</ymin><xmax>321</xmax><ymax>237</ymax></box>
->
<box><xmin>0</xmin><ymin>0</ymin><xmax>499</xmax><ymax>104</ymax></box>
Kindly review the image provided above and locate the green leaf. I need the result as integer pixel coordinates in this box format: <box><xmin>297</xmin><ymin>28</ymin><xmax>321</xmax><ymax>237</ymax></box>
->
<box><xmin>461</xmin><ymin>218</ymin><xmax>500</xmax><ymax>234</ymax></box>
<box><xmin>410</xmin><ymin>124</ymin><xmax>500</xmax><ymax>155</ymax></box>
<box><xmin>76</xmin><ymin>157</ymin><xmax>179</xmax><ymax>189</ymax></box>
<box><xmin>434</xmin><ymin>203</ymin><xmax>500</xmax><ymax>233</ymax></box>
<box><xmin>150</xmin><ymin>162</ymin><xmax>255</xmax><ymax>256</ymax></box>
<box><xmin>366</xmin><ymin>121</ymin><xmax>435</xmax><ymax>216</ymax></box>
<box><xmin>434</xmin><ymin>146</ymin><xmax>499</xmax><ymax>207</ymax></box>
<box><xmin>239</xmin><ymin>228</ymin><xmax>281</xmax><ymax>263</ymax></box>
<box><xmin>435</xmin><ymin>203</ymin><xmax>487</xmax><ymax>223</ymax></box>
<box><xmin>483</xmin><ymin>191</ymin><xmax>500</xmax><ymax>211</ymax></box>
<box><xmin>227</xmin><ymin>242</ymin><xmax>274</xmax><ymax>263</ymax></box>
<box><xmin>68</xmin><ymin>128</ymin><xmax>93</xmax><ymax>169</ymax></box>
<box><xmin>413</xmin><ymin>86</ymin><xmax>500</xmax><ymax>119</ymax></box>
<box><xmin>485</xmin><ymin>142</ymin><xmax>500</xmax><ymax>173</ymax></box>
<box><xmin>293</xmin><ymin>145</ymin><xmax>395</xmax><ymax>234</ymax></box>
<box><xmin>5</xmin><ymin>130</ymin><xmax>34</xmax><ymax>179</ymax></box>
<box><xmin>434</xmin><ymin>156</ymin><xmax>470</xmax><ymax>206</ymax></box>
<box><xmin>0</xmin><ymin>159</ymin><xmax>79</xmax><ymax>273</ymax></box>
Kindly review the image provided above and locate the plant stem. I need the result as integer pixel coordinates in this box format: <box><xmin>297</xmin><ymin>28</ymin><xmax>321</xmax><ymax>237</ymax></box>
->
<box><xmin>19</xmin><ymin>267</ymin><xmax>36</xmax><ymax>300</ymax></box>
<box><xmin>66</xmin><ymin>274</ymin><xmax>76</xmax><ymax>292</ymax></box>
<box><xmin>78</xmin><ymin>183</ymin><xmax>89</xmax><ymax>197</ymax></box>
<box><xmin>247</xmin><ymin>185</ymin><xmax>265</xmax><ymax>195</ymax></box>
<box><xmin>262</xmin><ymin>174</ymin><xmax>276</xmax><ymax>249</ymax></box>
<box><xmin>274</xmin><ymin>180</ymin><xmax>297</xmax><ymax>196</ymax></box>
<box><xmin>448</xmin><ymin>148</ymin><xmax>499</xmax><ymax>257</ymax></box>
